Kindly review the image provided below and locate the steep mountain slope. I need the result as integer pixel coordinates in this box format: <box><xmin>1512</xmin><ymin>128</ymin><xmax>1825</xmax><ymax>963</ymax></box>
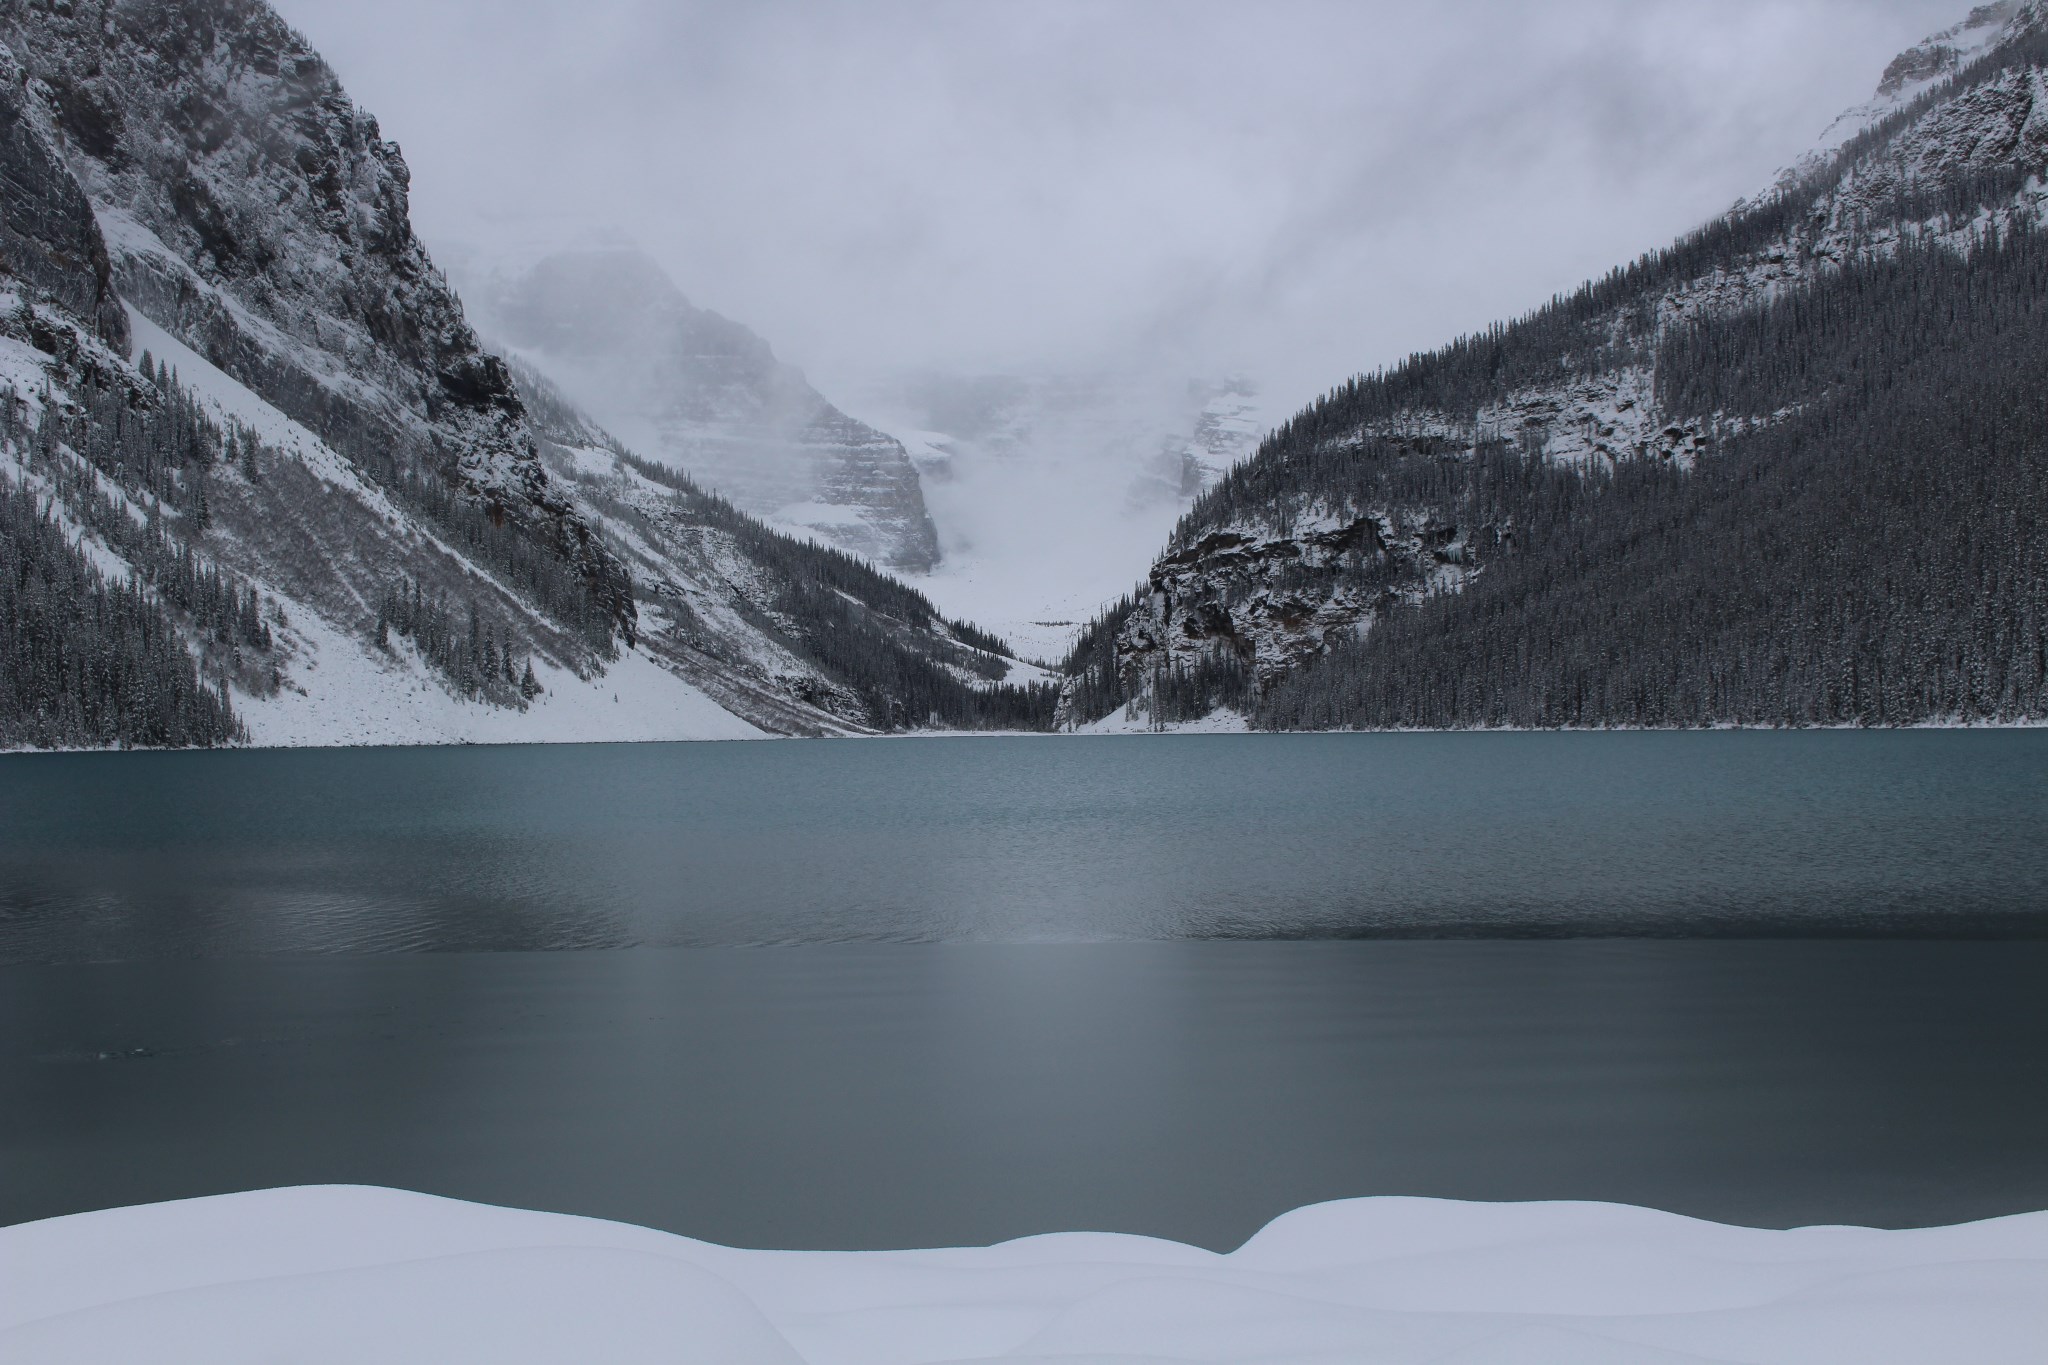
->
<box><xmin>1797</xmin><ymin>1</ymin><xmax>2022</xmax><ymax>171</ymax></box>
<box><xmin>1260</xmin><ymin>232</ymin><xmax>2048</xmax><ymax>729</ymax></box>
<box><xmin>511</xmin><ymin>360</ymin><xmax>1055</xmax><ymax>735</ymax></box>
<box><xmin>0</xmin><ymin>39</ymin><xmax>243</xmax><ymax>748</ymax></box>
<box><xmin>1</xmin><ymin>0</ymin><xmax>635</xmax><ymax>642</ymax></box>
<box><xmin>0</xmin><ymin>0</ymin><xmax>1045</xmax><ymax>747</ymax></box>
<box><xmin>458</xmin><ymin>248</ymin><xmax>941</xmax><ymax>574</ymax></box>
<box><xmin>1060</xmin><ymin>1</ymin><xmax>2048</xmax><ymax>730</ymax></box>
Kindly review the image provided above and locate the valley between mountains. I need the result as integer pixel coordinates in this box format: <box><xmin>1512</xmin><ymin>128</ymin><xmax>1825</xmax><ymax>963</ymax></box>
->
<box><xmin>4</xmin><ymin>0</ymin><xmax>2047</xmax><ymax>747</ymax></box>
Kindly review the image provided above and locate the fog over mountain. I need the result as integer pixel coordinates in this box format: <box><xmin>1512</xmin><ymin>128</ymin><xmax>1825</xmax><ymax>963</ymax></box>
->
<box><xmin>272</xmin><ymin>0</ymin><xmax>1963</xmax><ymax>412</ymax></box>
<box><xmin>449</xmin><ymin>245</ymin><xmax>944</xmax><ymax>574</ymax></box>
<box><xmin>252</xmin><ymin>0</ymin><xmax>1971</xmax><ymax>646</ymax></box>
<box><xmin>8</xmin><ymin>0</ymin><xmax>2022</xmax><ymax>749</ymax></box>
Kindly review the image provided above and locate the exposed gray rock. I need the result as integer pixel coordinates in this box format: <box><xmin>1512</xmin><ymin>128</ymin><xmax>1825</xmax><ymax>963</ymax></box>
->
<box><xmin>1878</xmin><ymin>2</ymin><xmax>2018</xmax><ymax>95</ymax></box>
<box><xmin>0</xmin><ymin>0</ymin><xmax>633</xmax><ymax>640</ymax></box>
<box><xmin>464</xmin><ymin>248</ymin><xmax>940</xmax><ymax>572</ymax></box>
<box><xmin>1067</xmin><ymin>1</ymin><xmax>2048</xmax><ymax>726</ymax></box>
<box><xmin>0</xmin><ymin>40</ymin><xmax>125</xmax><ymax>349</ymax></box>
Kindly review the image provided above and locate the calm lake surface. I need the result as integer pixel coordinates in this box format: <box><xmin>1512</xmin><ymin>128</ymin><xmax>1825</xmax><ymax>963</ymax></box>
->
<box><xmin>3</xmin><ymin>733</ymin><xmax>2046</xmax><ymax>1249</ymax></box>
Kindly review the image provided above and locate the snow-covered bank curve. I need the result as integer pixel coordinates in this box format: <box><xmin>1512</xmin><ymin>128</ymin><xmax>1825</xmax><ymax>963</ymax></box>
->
<box><xmin>2</xmin><ymin>1187</ymin><xmax>2042</xmax><ymax>1364</ymax></box>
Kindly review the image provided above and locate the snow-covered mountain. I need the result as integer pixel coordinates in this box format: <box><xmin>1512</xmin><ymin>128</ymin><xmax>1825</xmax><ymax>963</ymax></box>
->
<box><xmin>506</xmin><ymin>360</ymin><xmax>1057</xmax><ymax>734</ymax></box>
<box><xmin>0</xmin><ymin>0</ymin><xmax>1044</xmax><ymax>748</ymax></box>
<box><xmin>1061</xmin><ymin>1</ymin><xmax>2048</xmax><ymax>730</ymax></box>
<box><xmin>843</xmin><ymin>371</ymin><xmax>1267</xmax><ymax>663</ymax></box>
<box><xmin>13</xmin><ymin>0</ymin><xmax>2038</xmax><ymax>747</ymax></box>
<box><xmin>453</xmin><ymin>247</ymin><xmax>941</xmax><ymax>575</ymax></box>
<box><xmin>4</xmin><ymin>0</ymin><xmax>637</xmax><ymax>631</ymax></box>
<box><xmin>1806</xmin><ymin>1</ymin><xmax>2023</xmax><ymax>165</ymax></box>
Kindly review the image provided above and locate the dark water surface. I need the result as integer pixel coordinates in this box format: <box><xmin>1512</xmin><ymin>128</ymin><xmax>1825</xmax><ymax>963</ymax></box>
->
<box><xmin>4</xmin><ymin>731</ymin><xmax>2048</xmax><ymax>955</ymax></box>
<box><xmin>2</xmin><ymin>734</ymin><xmax>2046</xmax><ymax>1249</ymax></box>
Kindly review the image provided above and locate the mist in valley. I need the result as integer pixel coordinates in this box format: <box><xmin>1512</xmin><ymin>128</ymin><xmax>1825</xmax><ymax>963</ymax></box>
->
<box><xmin>272</xmin><ymin>0</ymin><xmax>1968</xmax><ymax>649</ymax></box>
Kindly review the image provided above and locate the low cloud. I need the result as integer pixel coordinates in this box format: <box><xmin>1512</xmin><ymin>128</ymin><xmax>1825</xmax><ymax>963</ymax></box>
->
<box><xmin>278</xmin><ymin>0</ymin><xmax>1964</xmax><ymax>413</ymax></box>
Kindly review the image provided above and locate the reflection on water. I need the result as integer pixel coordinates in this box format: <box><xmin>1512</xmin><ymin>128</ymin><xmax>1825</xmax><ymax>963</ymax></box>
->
<box><xmin>2</xmin><ymin>731</ymin><xmax>2047</xmax><ymax>962</ymax></box>
<box><xmin>3</xmin><ymin>734</ymin><xmax>2045</xmax><ymax>1248</ymax></box>
<box><xmin>4</xmin><ymin>941</ymin><xmax>2046</xmax><ymax>1249</ymax></box>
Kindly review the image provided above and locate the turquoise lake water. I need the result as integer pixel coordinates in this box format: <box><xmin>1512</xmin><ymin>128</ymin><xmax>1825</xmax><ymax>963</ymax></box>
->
<box><xmin>2</xmin><ymin>733</ymin><xmax>2044</xmax><ymax>1248</ymax></box>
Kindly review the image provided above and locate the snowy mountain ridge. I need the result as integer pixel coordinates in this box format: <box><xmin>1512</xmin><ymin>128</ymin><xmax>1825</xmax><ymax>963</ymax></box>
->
<box><xmin>1362</xmin><ymin>5</ymin><xmax>2048</xmax><ymax>476</ymax></box>
<box><xmin>0</xmin><ymin>0</ymin><xmax>1045</xmax><ymax>748</ymax></box>
<box><xmin>1060</xmin><ymin>1</ymin><xmax>2048</xmax><ymax>730</ymax></box>
<box><xmin>507</xmin><ymin>358</ymin><xmax>1051</xmax><ymax>735</ymax></box>
<box><xmin>1810</xmin><ymin>2</ymin><xmax>2025</xmax><ymax>162</ymax></box>
<box><xmin>8</xmin><ymin>0</ymin><xmax>2039</xmax><ymax>746</ymax></box>
<box><xmin>455</xmin><ymin>248</ymin><xmax>942</xmax><ymax>575</ymax></box>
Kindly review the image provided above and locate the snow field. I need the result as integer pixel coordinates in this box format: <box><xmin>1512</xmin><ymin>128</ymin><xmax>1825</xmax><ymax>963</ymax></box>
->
<box><xmin>1078</xmin><ymin>706</ymin><xmax>1253</xmax><ymax>735</ymax></box>
<box><xmin>1</xmin><ymin>1186</ymin><xmax>2042</xmax><ymax>1365</ymax></box>
<box><xmin>241</xmin><ymin>619</ymin><xmax>762</xmax><ymax>748</ymax></box>
<box><xmin>122</xmin><ymin>308</ymin><xmax>763</xmax><ymax>746</ymax></box>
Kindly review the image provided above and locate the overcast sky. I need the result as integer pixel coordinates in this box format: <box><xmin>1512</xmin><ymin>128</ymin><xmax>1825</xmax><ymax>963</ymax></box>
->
<box><xmin>275</xmin><ymin>0</ymin><xmax>1966</xmax><ymax>414</ymax></box>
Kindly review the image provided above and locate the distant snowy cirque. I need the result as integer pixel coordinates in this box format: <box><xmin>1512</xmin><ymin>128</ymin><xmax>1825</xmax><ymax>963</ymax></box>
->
<box><xmin>454</xmin><ymin>247</ymin><xmax>941</xmax><ymax>574</ymax></box>
<box><xmin>3</xmin><ymin>1187</ymin><xmax>2043</xmax><ymax>1365</ymax></box>
<box><xmin>848</xmin><ymin>370</ymin><xmax>1267</xmax><ymax>663</ymax></box>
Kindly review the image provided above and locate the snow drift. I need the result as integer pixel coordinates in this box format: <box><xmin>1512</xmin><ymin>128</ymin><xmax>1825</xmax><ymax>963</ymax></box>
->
<box><xmin>2</xmin><ymin>1186</ymin><xmax>2043</xmax><ymax>1365</ymax></box>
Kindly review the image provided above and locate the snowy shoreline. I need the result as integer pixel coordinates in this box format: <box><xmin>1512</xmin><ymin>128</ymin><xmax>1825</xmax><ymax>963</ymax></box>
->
<box><xmin>2</xmin><ymin>1186</ymin><xmax>2042</xmax><ymax>1364</ymax></box>
<box><xmin>6</xmin><ymin>716</ymin><xmax>2048</xmax><ymax>756</ymax></box>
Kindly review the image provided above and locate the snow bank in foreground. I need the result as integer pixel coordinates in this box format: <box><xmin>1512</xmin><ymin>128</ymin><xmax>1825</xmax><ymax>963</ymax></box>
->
<box><xmin>2</xmin><ymin>1188</ymin><xmax>2042</xmax><ymax>1365</ymax></box>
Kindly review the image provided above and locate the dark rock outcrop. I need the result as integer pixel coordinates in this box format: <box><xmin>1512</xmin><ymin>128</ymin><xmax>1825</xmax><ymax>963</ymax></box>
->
<box><xmin>1061</xmin><ymin>1</ymin><xmax>2048</xmax><ymax>728</ymax></box>
<box><xmin>0</xmin><ymin>0</ymin><xmax>633</xmax><ymax>640</ymax></box>
<box><xmin>0</xmin><ymin>40</ymin><xmax>125</xmax><ymax>348</ymax></box>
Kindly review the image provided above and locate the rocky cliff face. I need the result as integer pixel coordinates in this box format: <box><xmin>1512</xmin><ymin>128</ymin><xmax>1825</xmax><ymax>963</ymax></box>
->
<box><xmin>1829</xmin><ymin>3</ymin><xmax>2021</xmax><ymax>142</ymax></box>
<box><xmin>1117</xmin><ymin>509</ymin><xmax>1475</xmax><ymax>687</ymax></box>
<box><xmin>1063</xmin><ymin>1</ymin><xmax>2048</xmax><ymax>727</ymax></box>
<box><xmin>0</xmin><ymin>0</ymin><xmax>633</xmax><ymax>638</ymax></box>
<box><xmin>0</xmin><ymin>31</ymin><xmax>136</xmax><ymax>412</ymax></box>
<box><xmin>0</xmin><ymin>29</ymin><xmax>641</xmax><ymax>748</ymax></box>
<box><xmin>460</xmin><ymin>248</ymin><xmax>941</xmax><ymax>573</ymax></box>
<box><xmin>0</xmin><ymin>0</ymin><xmax>1051</xmax><ymax>746</ymax></box>
<box><xmin>0</xmin><ymin>41</ymin><xmax>125</xmax><ymax>350</ymax></box>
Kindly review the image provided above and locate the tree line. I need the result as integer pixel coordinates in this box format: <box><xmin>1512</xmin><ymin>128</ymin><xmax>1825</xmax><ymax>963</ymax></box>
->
<box><xmin>0</xmin><ymin>457</ymin><xmax>242</xmax><ymax>750</ymax></box>
<box><xmin>1259</xmin><ymin>219</ymin><xmax>2048</xmax><ymax>728</ymax></box>
<box><xmin>376</xmin><ymin>580</ymin><xmax>542</xmax><ymax>708</ymax></box>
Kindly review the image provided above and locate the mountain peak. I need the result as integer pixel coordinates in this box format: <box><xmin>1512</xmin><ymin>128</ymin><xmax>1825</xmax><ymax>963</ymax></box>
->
<box><xmin>1874</xmin><ymin>3</ymin><xmax>2020</xmax><ymax>97</ymax></box>
<box><xmin>1746</xmin><ymin>0</ymin><xmax>2042</xmax><ymax>206</ymax></box>
<box><xmin>459</xmin><ymin>247</ymin><xmax>942</xmax><ymax>572</ymax></box>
